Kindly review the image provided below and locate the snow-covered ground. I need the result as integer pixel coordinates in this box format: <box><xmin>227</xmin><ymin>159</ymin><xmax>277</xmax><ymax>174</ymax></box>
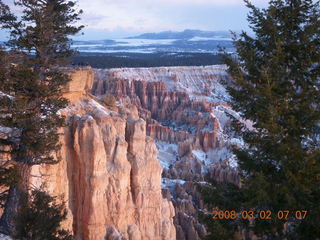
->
<box><xmin>95</xmin><ymin>65</ymin><xmax>228</xmax><ymax>95</ymax></box>
<box><xmin>207</xmin><ymin>147</ymin><xmax>236</xmax><ymax>167</ymax></box>
<box><xmin>156</xmin><ymin>141</ymin><xmax>179</xmax><ymax>169</ymax></box>
<box><xmin>192</xmin><ymin>149</ymin><xmax>207</xmax><ymax>163</ymax></box>
<box><xmin>188</xmin><ymin>36</ymin><xmax>232</xmax><ymax>41</ymax></box>
<box><xmin>0</xmin><ymin>91</ymin><xmax>13</xmax><ymax>99</ymax></box>
<box><xmin>95</xmin><ymin>65</ymin><xmax>242</xmax><ymax>171</ymax></box>
<box><xmin>217</xmin><ymin>104</ymin><xmax>255</xmax><ymax>131</ymax></box>
<box><xmin>110</xmin><ymin>38</ymin><xmax>177</xmax><ymax>47</ymax></box>
<box><xmin>72</xmin><ymin>39</ymin><xmax>180</xmax><ymax>53</ymax></box>
<box><xmin>72</xmin><ymin>35</ymin><xmax>233</xmax><ymax>53</ymax></box>
<box><xmin>162</xmin><ymin>178</ymin><xmax>186</xmax><ymax>191</ymax></box>
<box><xmin>0</xmin><ymin>126</ymin><xmax>13</xmax><ymax>135</ymax></box>
<box><xmin>0</xmin><ymin>234</ymin><xmax>11</xmax><ymax>240</ymax></box>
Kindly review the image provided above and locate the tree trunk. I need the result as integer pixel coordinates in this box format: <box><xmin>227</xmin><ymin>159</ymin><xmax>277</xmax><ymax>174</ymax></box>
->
<box><xmin>0</xmin><ymin>187</ymin><xmax>19</xmax><ymax>235</ymax></box>
<box><xmin>0</xmin><ymin>163</ymin><xmax>30</xmax><ymax>235</ymax></box>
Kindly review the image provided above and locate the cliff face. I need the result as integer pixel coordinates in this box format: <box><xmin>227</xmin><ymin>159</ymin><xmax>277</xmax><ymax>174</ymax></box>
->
<box><xmin>1</xmin><ymin>66</ymin><xmax>240</xmax><ymax>240</ymax></box>
<box><xmin>92</xmin><ymin>74</ymin><xmax>224</xmax><ymax>156</ymax></box>
<box><xmin>92</xmin><ymin>66</ymin><xmax>240</xmax><ymax>240</ymax></box>
<box><xmin>29</xmin><ymin>68</ymin><xmax>176</xmax><ymax>240</ymax></box>
<box><xmin>93</xmin><ymin>66</ymin><xmax>238</xmax><ymax>181</ymax></box>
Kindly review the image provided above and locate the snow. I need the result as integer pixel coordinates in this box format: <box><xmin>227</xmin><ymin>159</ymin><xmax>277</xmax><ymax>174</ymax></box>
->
<box><xmin>77</xmin><ymin>48</ymin><xmax>157</xmax><ymax>54</ymax></box>
<box><xmin>197</xmin><ymin>147</ymin><xmax>238</xmax><ymax>169</ymax></box>
<box><xmin>218</xmin><ymin>105</ymin><xmax>255</xmax><ymax>131</ymax></box>
<box><xmin>0</xmin><ymin>126</ymin><xmax>13</xmax><ymax>135</ymax></box>
<box><xmin>156</xmin><ymin>141</ymin><xmax>179</xmax><ymax>169</ymax></box>
<box><xmin>197</xmin><ymin>181</ymin><xmax>209</xmax><ymax>185</ymax></box>
<box><xmin>210</xmin><ymin>82</ymin><xmax>230</xmax><ymax>103</ymax></box>
<box><xmin>191</xmin><ymin>147</ymin><xmax>239</xmax><ymax>171</ymax></box>
<box><xmin>87</xmin><ymin>99</ymin><xmax>112</xmax><ymax>117</ymax></box>
<box><xmin>73</xmin><ymin>39</ymin><xmax>177</xmax><ymax>53</ymax></box>
<box><xmin>72</xmin><ymin>44</ymin><xmax>104</xmax><ymax>48</ymax></box>
<box><xmin>94</xmin><ymin>65</ymin><xmax>244</xmax><ymax>171</ymax></box>
<box><xmin>189</xmin><ymin>36</ymin><xmax>232</xmax><ymax>41</ymax></box>
<box><xmin>60</xmin><ymin>98</ymin><xmax>115</xmax><ymax>122</ymax></box>
<box><xmin>0</xmin><ymin>91</ymin><xmax>13</xmax><ymax>99</ymax></box>
<box><xmin>212</xmin><ymin>105</ymin><xmax>230</xmax><ymax>130</ymax></box>
<box><xmin>226</xmin><ymin>156</ymin><xmax>238</xmax><ymax>168</ymax></box>
<box><xmin>192</xmin><ymin>149</ymin><xmax>207</xmax><ymax>162</ymax></box>
<box><xmin>162</xmin><ymin>178</ymin><xmax>186</xmax><ymax>190</ymax></box>
<box><xmin>110</xmin><ymin>38</ymin><xmax>177</xmax><ymax>47</ymax></box>
<box><xmin>94</xmin><ymin>65</ymin><xmax>228</xmax><ymax>95</ymax></box>
<box><xmin>81</xmin><ymin>115</ymin><xmax>94</xmax><ymax>121</ymax></box>
<box><xmin>0</xmin><ymin>234</ymin><xmax>12</xmax><ymax>240</ymax></box>
<box><xmin>230</xmin><ymin>137</ymin><xmax>244</xmax><ymax>146</ymax></box>
<box><xmin>207</xmin><ymin>147</ymin><xmax>233</xmax><ymax>164</ymax></box>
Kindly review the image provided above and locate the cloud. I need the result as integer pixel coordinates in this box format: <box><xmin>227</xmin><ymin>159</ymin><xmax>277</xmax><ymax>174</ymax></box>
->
<box><xmin>77</xmin><ymin>0</ymin><xmax>267</xmax><ymax>33</ymax></box>
<box><xmin>2</xmin><ymin>0</ymin><xmax>268</xmax><ymax>38</ymax></box>
<box><xmin>80</xmin><ymin>0</ymin><xmax>265</xmax><ymax>7</ymax></box>
<box><xmin>78</xmin><ymin>0</ymin><xmax>177</xmax><ymax>32</ymax></box>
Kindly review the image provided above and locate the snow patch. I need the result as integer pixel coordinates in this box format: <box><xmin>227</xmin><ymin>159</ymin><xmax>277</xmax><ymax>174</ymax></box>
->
<box><xmin>162</xmin><ymin>178</ymin><xmax>186</xmax><ymax>190</ymax></box>
<box><xmin>0</xmin><ymin>234</ymin><xmax>12</xmax><ymax>240</ymax></box>
<box><xmin>207</xmin><ymin>147</ymin><xmax>233</xmax><ymax>164</ymax></box>
<box><xmin>230</xmin><ymin>137</ymin><xmax>244</xmax><ymax>146</ymax></box>
<box><xmin>0</xmin><ymin>91</ymin><xmax>13</xmax><ymax>99</ymax></box>
<box><xmin>189</xmin><ymin>36</ymin><xmax>232</xmax><ymax>41</ymax></box>
<box><xmin>94</xmin><ymin>65</ymin><xmax>228</xmax><ymax>96</ymax></box>
<box><xmin>88</xmin><ymin>99</ymin><xmax>111</xmax><ymax>116</ymax></box>
<box><xmin>156</xmin><ymin>141</ymin><xmax>179</xmax><ymax>169</ymax></box>
<box><xmin>210</xmin><ymin>82</ymin><xmax>230</xmax><ymax>103</ymax></box>
<box><xmin>0</xmin><ymin>126</ymin><xmax>14</xmax><ymax>135</ymax></box>
<box><xmin>219</xmin><ymin>105</ymin><xmax>255</xmax><ymax>131</ymax></box>
<box><xmin>212</xmin><ymin>105</ymin><xmax>230</xmax><ymax>130</ymax></box>
<box><xmin>226</xmin><ymin>156</ymin><xmax>238</xmax><ymax>168</ymax></box>
<box><xmin>193</xmin><ymin>147</ymin><xmax>239</xmax><ymax>172</ymax></box>
<box><xmin>81</xmin><ymin>115</ymin><xmax>94</xmax><ymax>122</ymax></box>
<box><xmin>110</xmin><ymin>38</ymin><xmax>177</xmax><ymax>47</ymax></box>
<box><xmin>192</xmin><ymin>150</ymin><xmax>207</xmax><ymax>162</ymax></box>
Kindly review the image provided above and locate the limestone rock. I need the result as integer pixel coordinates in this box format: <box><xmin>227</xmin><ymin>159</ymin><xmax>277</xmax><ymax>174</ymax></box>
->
<box><xmin>28</xmin><ymin>69</ymin><xmax>176</xmax><ymax>240</ymax></box>
<box><xmin>91</xmin><ymin>73</ymin><xmax>224</xmax><ymax>155</ymax></box>
<box><xmin>63</xmin><ymin>67</ymin><xmax>94</xmax><ymax>93</ymax></box>
<box><xmin>92</xmin><ymin>66</ymin><xmax>239</xmax><ymax>240</ymax></box>
<box><xmin>1</xmin><ymin>65</ymin><xmax>241</xmax><ymax>240</ymax></box>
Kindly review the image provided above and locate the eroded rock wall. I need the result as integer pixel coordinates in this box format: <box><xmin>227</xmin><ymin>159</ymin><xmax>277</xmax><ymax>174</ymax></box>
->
<box><xmin>92</xmin><ymin>66</ymin><xmax>240</xmax><ymax>240</ymax></box>
<box><xmin>1</xmin><ymin>65</ymin><xmax>240</xmax><ymax>240</ymax></box>
<box><xmin>92</xmin><ymin>74</ymin><xmax>224</xmax><ymax>155</ymax></box>
<box><xmin>28</xmin><ymin>69</ymin><xmax>176</xmax><ymax>240</ymax></box>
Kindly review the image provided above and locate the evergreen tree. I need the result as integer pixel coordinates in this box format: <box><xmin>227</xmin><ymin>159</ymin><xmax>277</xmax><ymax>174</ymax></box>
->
<box><xmin>201</xmin><ymin>0</ymin><xmax>320</xmax><ymax>239</ymax></box>
<box><xmin>0</xmin><ymin>0</ymin><xmax>83</xmax><ymax>235</ymax></box>
<box><xmin>14</xmin><ymin>189</ymin><xmax>72</xmax><ymax>240</ymax></box>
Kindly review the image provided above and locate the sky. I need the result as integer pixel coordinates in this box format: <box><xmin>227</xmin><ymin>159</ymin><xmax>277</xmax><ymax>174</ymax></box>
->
<box><xmin>1</xmin><ymin>0</ymin><xmax>268</xmax><ymax>40</ymax></box>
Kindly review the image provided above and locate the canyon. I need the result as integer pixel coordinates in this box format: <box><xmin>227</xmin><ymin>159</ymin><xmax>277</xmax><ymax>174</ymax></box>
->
<box><xmin>0</xmin><ymin>65</ymin><xmax>240</xmax><ymax>240</ymax></box>
<box><xmin>91</xmin><ymin>66</ymin><xmax>240</xmax><ymax>240</ymax></box>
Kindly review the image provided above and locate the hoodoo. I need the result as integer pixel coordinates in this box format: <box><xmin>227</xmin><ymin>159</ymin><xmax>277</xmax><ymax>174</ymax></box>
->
<box><xmin>1</xmin><ymin>65</ymin><xmax>238</xmax><ymax>240</ymax></box>
<box><xmin>27</xmin><ymin>68</ymin><xmax>176</xmax><ymax>240</ymax></box>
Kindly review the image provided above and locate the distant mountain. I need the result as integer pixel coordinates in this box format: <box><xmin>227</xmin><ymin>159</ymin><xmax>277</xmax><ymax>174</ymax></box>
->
<box><xmin>70</xmin><ymin>29</ymin><xmax>235</xmax><ymax>54</ymax></box>
<box><xmin>73</xmin><ymin>39</ymin><xmax>116</xmax><ymax>45</ymax></box>
<box><xmin>128</xmin><ymin>29</ymin><xmax>232</xmax><ymax>40</ymax></box>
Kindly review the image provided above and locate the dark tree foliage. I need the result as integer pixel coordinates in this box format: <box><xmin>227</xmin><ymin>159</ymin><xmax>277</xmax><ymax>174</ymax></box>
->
<box><xmin>71</xmin><ymin>52</ymin><xmax>223</xmax><ymax>68</ymax></box>
<box><xmin>0</xmin><ymin>0</ymin><xmax>83</xmax><ymax>166</ymax></box>
<box><xmin>199</xmin><ymin>182</ymin><xmax>244</xmax><ymax>240</ymax></box>
<box><xmin>14</xmin><ymin>189</ymin><xmax>72</xmax><ymax>240</ymax></box>
<box><xmin>0</xmin><ymin>0</ymin><xmax>83</xmax><ymax>236</ymax></box>
<box><xmin>201</xmin><ymin>0</ymin><xmax>320</xmax><ymax>239</ymax></box>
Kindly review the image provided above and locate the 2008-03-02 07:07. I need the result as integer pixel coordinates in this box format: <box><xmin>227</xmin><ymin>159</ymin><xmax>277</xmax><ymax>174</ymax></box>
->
<box><xmin>211</xmin><ymin>210</ymin><xmax>308</xmax><ymax>220</ymax></box>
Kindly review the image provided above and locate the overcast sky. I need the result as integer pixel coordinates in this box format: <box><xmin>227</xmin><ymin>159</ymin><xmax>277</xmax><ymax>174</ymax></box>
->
<box><xmin>1</xmin><ymin>0</ymin><xmax>268</xmax><ymax>40</ymax></box>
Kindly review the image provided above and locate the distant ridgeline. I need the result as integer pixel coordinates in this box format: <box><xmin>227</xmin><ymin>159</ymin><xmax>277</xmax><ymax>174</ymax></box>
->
<box><xmin>70</xmin><ymin>30</ymin><xmax>233</xmax><ymax>68</ymax></box>
<box><xmin>71</xmin><ymin>52</ymin><xmax>223</xmax><ymax>68</ymax></box>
